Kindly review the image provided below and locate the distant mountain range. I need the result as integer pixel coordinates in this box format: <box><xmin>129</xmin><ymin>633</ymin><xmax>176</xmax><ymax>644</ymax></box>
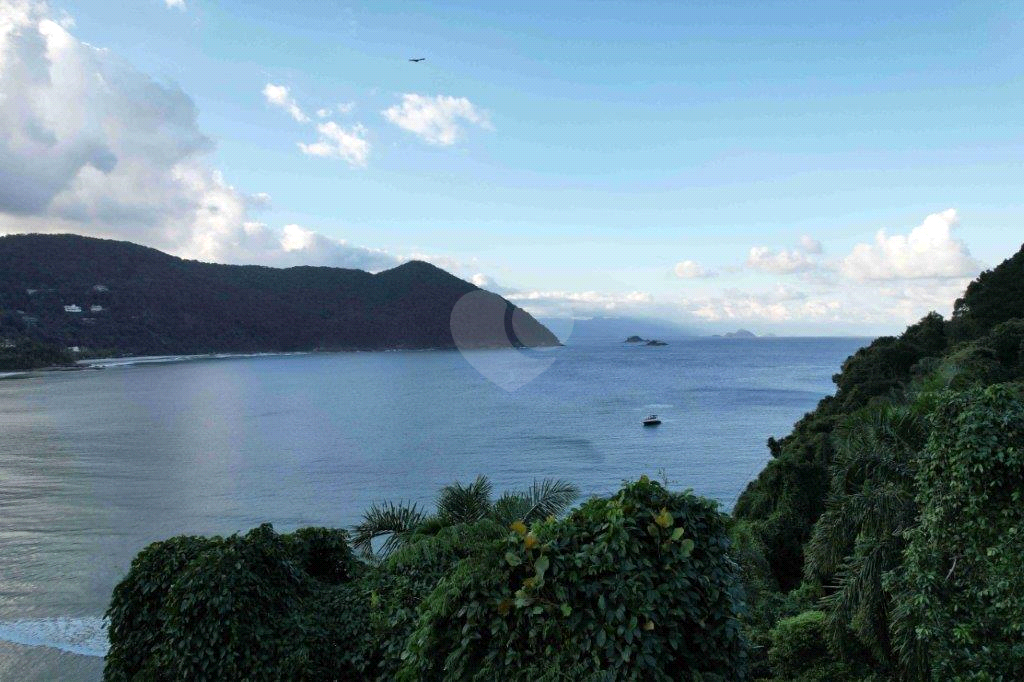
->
<box><xmin>0</xmin><ymin>234</ymin><xmax>559</xmax><ymax>358</ymax></box>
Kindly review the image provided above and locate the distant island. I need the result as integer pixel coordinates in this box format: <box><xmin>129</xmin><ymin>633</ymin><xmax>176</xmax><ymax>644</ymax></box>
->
<box><xmin>625</xmin><ymin>335</ymin><xmax>668</xmax><ymax>346</ymax></box>
<box><xmin>0</xmin><ymin>234</ymin><xmax>559</xmax><ymax>367</ymax></box>
<box><xmin>713</xmin><ymin>329</ymin><xmax>757</xmax><ymax>338</ymax></box>
<box><xmin>549</xmin><ymin>316</ymin><xmax>696</xmax><ymax>343</ymax></box>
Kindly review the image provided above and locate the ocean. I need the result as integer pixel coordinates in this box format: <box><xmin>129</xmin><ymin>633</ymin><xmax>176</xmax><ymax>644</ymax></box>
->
<box><xmin>0</xmin><ymin>336</ymin><xmax>866</xmax><ymax>679</ymax></box>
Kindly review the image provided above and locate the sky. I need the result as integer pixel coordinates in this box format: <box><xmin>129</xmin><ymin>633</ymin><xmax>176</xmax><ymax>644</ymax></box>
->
<box><xmin>1</xmin><ymin>0</ymin><xmax>1022</xmax><ymax>334</ymax></box>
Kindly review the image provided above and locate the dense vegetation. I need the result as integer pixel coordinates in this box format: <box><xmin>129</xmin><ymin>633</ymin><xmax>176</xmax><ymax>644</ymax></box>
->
<box><xmin>0</xmin><ymin>338</ymin><xmax>73</xmax><ymax>371</ymax></box>
<box><xmin>106</xmin><ymin>477</ymin><xmax>746</xmax><ymax>681</ymax></box>
<box><xmin>0</xmin><ymin>233</ymin><xmax>558</xmax><ymax>359</ymax></box>
<box><xmin>105</xmin><ymin>243</ymin><xmax>1024</xmax><ymax>679</ymax></box>
<box><xmin>733</xmin><ymin>243</ymin><xmax>1024</xmax><ymax>679</ymax></box>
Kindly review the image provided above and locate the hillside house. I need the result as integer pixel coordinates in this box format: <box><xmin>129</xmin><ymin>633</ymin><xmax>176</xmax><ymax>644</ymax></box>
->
<box><xmin>64</xmin><ymin>304</ymin><xmax>82</xmax><ymax>313</ymax></box>
<box><xmin>90</xmin><ymin>305</ymin><xmax>104</xmax><ymax>313</ymax></box>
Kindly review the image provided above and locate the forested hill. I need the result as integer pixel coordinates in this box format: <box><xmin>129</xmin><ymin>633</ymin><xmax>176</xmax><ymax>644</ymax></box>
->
<box><xmin>732</xmin><ymin>242</ymin><xmax>1024</xmax><ymax>679</ymax></box>
<box><xmin>0</xmin><ymin>234</ymin><xmax>559</xmax><ymax>357</ymax></box>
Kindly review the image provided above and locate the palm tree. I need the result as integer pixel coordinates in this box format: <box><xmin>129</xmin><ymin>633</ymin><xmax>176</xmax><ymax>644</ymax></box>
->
<box><xmin>352</xmin><ymin>475</ymin><xmax>579</xmax><ymax>560</ymax></box>
<box><xmin>804</xmin><ymin>403</ymin><xmax>926</xmax><ymax>674</ymax></box>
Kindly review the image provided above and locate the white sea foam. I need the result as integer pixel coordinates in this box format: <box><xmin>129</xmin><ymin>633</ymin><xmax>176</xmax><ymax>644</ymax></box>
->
<box><xmin>0</xmin><ymin>617</ymin><xmax>108</xmax><ymax>657</ymax></box>
<box><xmin>81</xmin><ymin>351</ymin><xmax>310</xmax><ymax>369</ymax></box>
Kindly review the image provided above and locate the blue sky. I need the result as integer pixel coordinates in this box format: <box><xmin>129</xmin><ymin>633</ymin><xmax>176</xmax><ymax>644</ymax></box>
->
<box><xmin>1</xmin><ymin>0</ymin><xmax>1022</xmax><ymax>333</ymax></box>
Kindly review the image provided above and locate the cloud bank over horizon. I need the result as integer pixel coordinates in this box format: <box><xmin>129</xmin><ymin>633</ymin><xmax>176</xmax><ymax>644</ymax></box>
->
<box><xmin>0</xmin><ymin>2</ymin><xmax>999</xmax><ymax>335</ymax></box>
<box><xmin>0</xmin><ymin>2</ymin><xmax>401</xmax><ymax>272</ymax></box>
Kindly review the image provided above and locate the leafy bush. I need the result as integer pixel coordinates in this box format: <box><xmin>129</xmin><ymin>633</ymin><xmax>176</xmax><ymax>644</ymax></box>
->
<box><xmin>767</xmin><ymin>610</ymin><xmax>855</xmax><ymax>681</ymax></box>
<box><xmin>889</xmin><ymin>385</ymin><xmax>1024</xmax><ymax>680</ymax></box>
<box><xmin>105</xmin><ymin>535</ymin><xmax>215</xmax><ymax>680</ymax></box>
<box><xmin>397</xmin><ymin>477</ymin><xmax>748</xmax><ymax>681</ymax></box>
<box><xmin>105</xmin><ymin>524</ymin><xmax>368</xmax><ymax>681</ymax></box>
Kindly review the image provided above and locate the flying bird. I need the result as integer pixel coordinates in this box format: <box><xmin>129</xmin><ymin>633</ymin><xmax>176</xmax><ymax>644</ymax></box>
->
<box><xmin>409</xmin><ymin>57</ymin><xmax>425</xmax><ymax>62</ymax></box>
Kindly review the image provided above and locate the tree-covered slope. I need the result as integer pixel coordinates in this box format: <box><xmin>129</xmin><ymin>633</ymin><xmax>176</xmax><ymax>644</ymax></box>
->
<box><xmin>734</xmin><ymin>244</ymin><xmax>1024</xmax><ymax>592</ymax></box>
<box><xmin>731</xmin><ymin>242</ymin><xmax>1024</xmax><ymax>680</ymax></box>
<box><xmin>0</xmin><ymin>234</ymin><xmax>559</xmax><ymax>357</ymax></box>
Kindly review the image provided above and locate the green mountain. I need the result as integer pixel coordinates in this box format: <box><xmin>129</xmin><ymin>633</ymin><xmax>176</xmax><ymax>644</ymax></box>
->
<box><xmin>0</xmin><ymin>234</ymin><xmax>559</xmax><ymax>360</ymax></box>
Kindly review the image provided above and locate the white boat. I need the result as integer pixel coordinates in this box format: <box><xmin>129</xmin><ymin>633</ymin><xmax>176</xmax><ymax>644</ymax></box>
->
<box><xmin>642</xmin><ymin>414</ymin><xmax>661</xmax><ymax>426</ymax></box>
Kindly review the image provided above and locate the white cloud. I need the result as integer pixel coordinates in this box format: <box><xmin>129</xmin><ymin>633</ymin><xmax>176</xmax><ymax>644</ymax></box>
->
<box><xmin>164</xmin><ymin>0</ymin><xmax>185</xmax><ymax>9</ymax></box>
<box><xmin>800</xmin><ymin>235</ymin><xmax>823</xmax><ymax>254</ymax></box>
<box><xmin>673</xmin><ymin>260</ymin><xmax>716</xmax><ymax>279</ymax></box>
<box><xmin>504</xmin><ymin>289</ymin><xmax>653</xmax><ymax>318</ymax></box>
<box><xmin>262</xmin><ymin>83</ymin><xmax>309</xmax><ymax>123</ymax></box>
<box><xmin>0</xmin><ymin>2</ymin><xmax>390</xmax><ymax>271</ymax></box>
<box><xmin>746</xmin><ymin>246</ymin><xmax>817</xmax><ymax>274</ymax></box>
<box><xmin>688</xmin><ymin>287</ymin><xmax>838</xmax><ymax>323</ymax></box>
<box><xmin>247</xmin><ymin>192</ymin><xmax>272</xmax><ymax>208</ymax></box>
<box><xmin>382</xmin><ymin>93</ymin><xmax>491</xmax><ymax>146</ymax></box>
<box><xmin>337</xmin><ymin>101</ymin><xmax>354</xmax><ymax>114</ymax></box>
<box><xmin>839</xmin><ymin>209</ymin><xmax>981</xmax><ymax>281</ymax></box>
<box><xmin>316</xmin><ymin>108</ymin><xmax>331</xmax><ymax>118</ymax></box>
<box><xmin>275</xmin><ymin>224</ymin><xmax>396</xmax><ymax>270</ymax></box>
<box><xmin>298</xmin><ymin>121</ymin><xmax>369</xmax><ymax>166</ymax></box>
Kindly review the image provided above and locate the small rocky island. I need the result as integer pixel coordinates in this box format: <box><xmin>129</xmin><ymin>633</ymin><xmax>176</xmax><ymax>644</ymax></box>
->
<box><xmin>714</xmin><ymin>329</ymin><xmax>757</xmax><ymax>339</ymax></box>
<box><xmin>625</xmin><ymin>336</ymin><xmax>668</xmax><ymax>346</ymax></box>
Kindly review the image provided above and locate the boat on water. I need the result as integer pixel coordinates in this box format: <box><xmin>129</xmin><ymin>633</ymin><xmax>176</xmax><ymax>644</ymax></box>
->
<box><xmin>642</xmin><ymin>414</ymin><xmax>661</xmax><ymax>426</ymax></box>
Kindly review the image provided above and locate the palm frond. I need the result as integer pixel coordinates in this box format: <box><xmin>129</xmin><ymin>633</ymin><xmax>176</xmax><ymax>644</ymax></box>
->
<box><xmin>519</xmin><ymin>478</ymin><xmax>580</xmax><ymax>523</ymax></box>
<box><xmin>351</xmin><ymin>501</ymin><xmax>427</xmax><ymax>559</ymax></box>
<box><xmin>490</xmin><ymin>493</ymin><xmax>534</xmax><ymax>527</ymax></box>
<box><xmin>437</xmin><ymin>475</ymin><xmax>494</xmax><ymax>524</ymax></box>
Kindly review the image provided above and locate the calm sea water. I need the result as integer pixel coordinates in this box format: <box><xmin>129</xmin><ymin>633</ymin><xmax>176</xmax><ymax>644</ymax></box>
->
<box><xmin>0</xmin><ymin>337</ymin><xmax>866</xmax><ymax>679</ymax></box>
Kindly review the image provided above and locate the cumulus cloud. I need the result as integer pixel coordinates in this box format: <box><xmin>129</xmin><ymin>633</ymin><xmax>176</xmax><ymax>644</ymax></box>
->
<box><xmin>673</xmin><ymin>260</ymin><xmax>716</xmax><ymax>279</ymax></box>
<box><xmin>298</xmin><ymin>121</ymin><xmax>369</xmax><ymax>166</ymax></box>
<box><xmin>504</xmin><ymin>289</ymin><xmax>653</xmax><ymax>318</ymax></box>
<box><xmin>262</xmin><ymin>83</ymin><xmax>309</xmax><ymax>123</ymax></box>
<box><xmin>800</xmin><ymin>235</ymin><xmax>823</xmax><ymax>254</ymax></box>
<box><xmin>688</xmin><ymin>287</ymin><xmax>839</xmax><ymax>323</ymax></box>
<box><xmin>164</xmin><ymin>0</ymin><xmax>185</xmax><ymax>9</ymax></box>
<box><xmin>336</xmin><ymin>101</ymin><xmax>354</xmax><ymax>114</ymax></box>
<box><xmin>382</xmin><ymin>93</ymin><xmax>491</xmax><ymax>145</ymax></box>
<box><xmin>746</xmin><ymin>246</ymin><xmax>817</xmax><ymax>274</ymax></box>
<box><xmin>839</xmin><ymin>209</ymin><xmax>981</xmax><ymax>281</ymax></box>
<box><xmin>275</xmin><ymin>224</ymin><xmax>396</xmax><ymax>269</ymax></box>
<box><xmin>264</xmin><ymin>85</ymin><xmax>368</xmax><ymax>165</ymax></box>
<box><xmin>0</xmin><ymin>2</ymin><xmax>392</xmax><ymax>271</ymax></box>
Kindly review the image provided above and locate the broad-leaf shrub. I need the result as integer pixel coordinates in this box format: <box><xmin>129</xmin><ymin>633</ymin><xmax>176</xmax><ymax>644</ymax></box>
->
<box><xmin>767</xmin><ymin>610</ymin><xmax>855</xmax><ymax>681</ymax></box>
<box><xmin>398</xmin><ymin>477</ymin><xmax>747</xmax><ymax>681</ymax></box>
<box><xmin>889</xmin><ymin>385</ymin><xmax>1024</xmax><ymax>680</ymax></box>
<box><xmin>104</xmin><ymin>524</ymin><xmax>367</xmax><ymax>681</ymax></box>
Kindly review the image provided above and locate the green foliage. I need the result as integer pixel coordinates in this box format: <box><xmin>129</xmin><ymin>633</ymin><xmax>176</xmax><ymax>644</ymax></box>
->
<box><xmin>803</xmin><ymin>404</ymin><xmax>926</xmax><ymax>671</ymax></box>
<box><xmin>364</xmin><ymin>519</ymin><xmax>509</xmax><ymax>679</ymax></box>
<box><xmin>397</xmin><ymin>477</ymin><xmax>748</xmax><ymax>681</ymax></box>
<box><xmin>767</xmin><ymin>610</ymin><xmax>856</xmax><ymax>681</ymax></box>
<box><xmin>104</xmin><ymin>524</ymin><xmax>368</xmax><ymax>681</ymax></box>
<box><xmin>105</xmin><ymin>535</ymin><xmax>216</xmax><ymax>680</ymax></box>
<box><xmin>951</xmin><ymin>244</ymin><xmax>1024</xmax><ymax>341</ymax></box>
<box><xmin>733</xmin><ymin>314</ymin><xmax>948</xmax><ymax>593</ymax></box>
<box><xmin>108</xmin><ymin>479</ymin><xmax>749</xmax><ymax>681</ymax></box>
<box><xmin>352</xmin><ymin>475</ymin><xmax>580</xmax><ymax>560</ymax></box>
<box><xmin>888</xmin><ymin>385</ymin><xmax>1024</xmax><ymax>680</ymax></box>
<box><xmin>0</xmin><ymin>339</ymin><xmax>74</xmax><ymax>370</ymax></box>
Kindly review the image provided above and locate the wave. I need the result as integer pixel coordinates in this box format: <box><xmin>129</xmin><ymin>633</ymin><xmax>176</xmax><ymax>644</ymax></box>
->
<box><xmin>0</xmin><ymin>616</ymin><xmax>108</xmax><ymax>657</ymax></box>
<box><xmin>81</xmin><ymin>351</ymin><xmax>310</xmax><ymax>369</ymax></box>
